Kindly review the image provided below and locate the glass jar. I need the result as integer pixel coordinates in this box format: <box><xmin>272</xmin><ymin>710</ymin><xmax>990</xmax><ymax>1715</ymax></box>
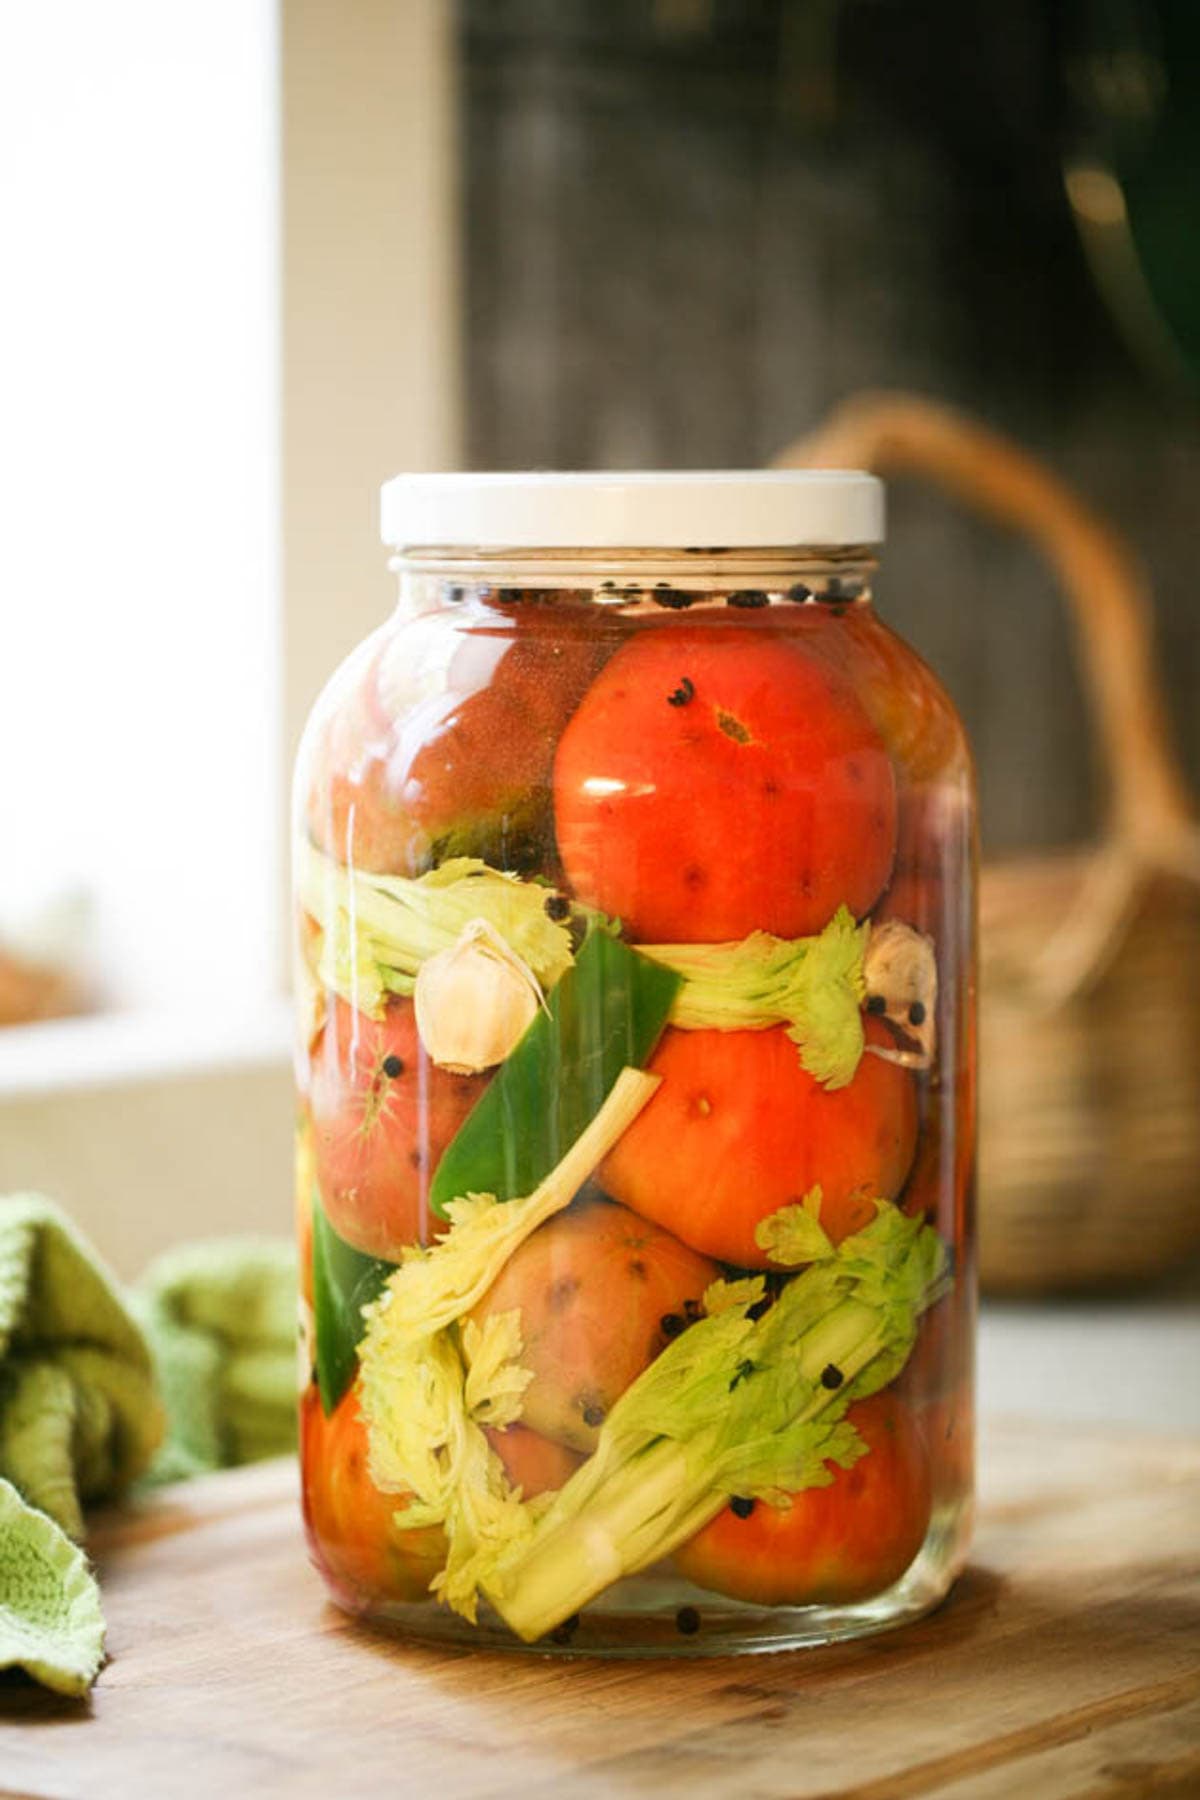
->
<box><xmin>293</xmin><ymin>472</ymin><xmax>976</xmax><ymax>1657</ymax></box>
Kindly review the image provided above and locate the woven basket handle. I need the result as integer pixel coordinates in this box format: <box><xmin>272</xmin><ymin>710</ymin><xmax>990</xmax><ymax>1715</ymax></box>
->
<box><xmin>773</xmin><ymin>391</ymin><xmax>1200</xmax><ymax>996</ymax></box>
<box><xmin>776</xmin><ymin>391</ymin><xmax>1195</xmax><ymax>861</ymax></box>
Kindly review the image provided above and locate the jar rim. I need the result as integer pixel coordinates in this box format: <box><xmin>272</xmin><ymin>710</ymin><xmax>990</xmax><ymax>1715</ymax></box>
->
<box><xmin>380</xmin><ymin>470</ymin><xmax>884</xmax><ymax>552</ymax></box>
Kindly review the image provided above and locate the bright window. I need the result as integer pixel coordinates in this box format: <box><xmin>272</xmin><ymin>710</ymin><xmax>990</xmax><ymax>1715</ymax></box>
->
<box><xmin>0</xmin><ymin>1</ymin><xmax>280</xmax><ymax>1018</ymax></box>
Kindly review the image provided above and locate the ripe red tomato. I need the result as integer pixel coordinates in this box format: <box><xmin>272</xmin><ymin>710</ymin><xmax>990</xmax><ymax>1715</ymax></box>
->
<box><xmin>300</xmin><ymin>1381</ymin><xmax>445</xmax><ymax>1604</ymax></box>
<box><xmin>600</xmin><ymin>1019</ymin><xmax>917</xmax><ymax>1267</ymax></box>
<box><xmin>789</xmin><ymin>604</ymin><xmax>968</xmax><ymax>787</ymax></box>
<box><xmin>553</xmin><ymin>625</ymin><xmax>896</xmax><ymax>941</ymax></box>
<box><xmin>307</xmin><ymin>606</ymin><xmax>602</xmax><ymax>876</ymax></box>
<box><xmin>309</xmin><ymin>998</ymin><xmax>487</xmax><ymax>1259</ymax></box>
<box><xmin>675</xmin><ymin>1392</ymin><xmax>931</xmax><ymax>1606</ymax></box>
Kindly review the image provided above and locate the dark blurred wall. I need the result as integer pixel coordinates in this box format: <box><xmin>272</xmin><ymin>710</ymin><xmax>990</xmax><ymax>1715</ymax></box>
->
<box><xmin>458</xmin><ymin>0</ymin><xmax>1200</xmax><ymax>856</ymax></box>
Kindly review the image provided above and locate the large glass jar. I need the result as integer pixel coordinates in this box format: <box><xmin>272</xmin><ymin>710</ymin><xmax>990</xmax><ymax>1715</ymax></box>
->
<box><xmin>293</xmin><ymin>473</ymin><xmax>976</xmax><ymax>1656</ymax></box>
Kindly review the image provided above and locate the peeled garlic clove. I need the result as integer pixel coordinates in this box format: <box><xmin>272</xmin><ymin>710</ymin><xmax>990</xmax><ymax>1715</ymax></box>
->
<box><xmin>414</xmin><ymin>918</ymin><xmax>543</xmax><ymax>1074</ymax></box>
<box><xmin>863</xmin><ymin>919</ymin><xmax>938</xmax><ymax>1069</ymax></box>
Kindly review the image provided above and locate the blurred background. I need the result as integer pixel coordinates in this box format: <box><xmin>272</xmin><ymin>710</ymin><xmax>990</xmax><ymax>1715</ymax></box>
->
<box><xmin>1</xmin><ymin>3</ymin><xmax>1197</xmax><ymax>1413</ymax></box>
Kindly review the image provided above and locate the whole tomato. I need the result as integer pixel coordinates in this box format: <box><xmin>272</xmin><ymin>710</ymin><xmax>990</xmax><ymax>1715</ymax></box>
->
<box><xmin>600</xmin><ymin>1019</ymin><xmax>917</xmax><ymax>1267</ymax></box>
<box><xmin>470</xmin><ymin>1199</ymin><xmax>719</xmax><ymax>1451</ymax></box>
<box><xmin>307</xmin><ymin>603</ymin><xmax>603</xmax><ymax>876</ymax></box>
<box><xmin>675</xmin><ymin>1391</ymin><xmax>931</xmax><ymax>1606</ymax></box>
<box><xmin>309</xmin><ymin>998</ymin><xmax>487</xmax><ymax>1259</ymax></box>
<box><xmin>300</xmin><ymin>1381</ymin><xmax>445</xmax><ymax>1604</ymax></box>
<box><xmin>788</xmin><ymin>603</ymin><xmax>968</xmax><ymax>788</ymax></box>
<box><xmin>553</xmin><ymin>624</ymin><xmax>896</xmax><ymax>942</ymax></box>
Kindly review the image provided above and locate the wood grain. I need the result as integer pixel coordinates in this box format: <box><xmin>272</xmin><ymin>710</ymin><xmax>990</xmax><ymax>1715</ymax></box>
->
<box><xmin>2</xmin><ymin>1418</ymin><xmax>1198</xmax><ymax>1799</ymax></box>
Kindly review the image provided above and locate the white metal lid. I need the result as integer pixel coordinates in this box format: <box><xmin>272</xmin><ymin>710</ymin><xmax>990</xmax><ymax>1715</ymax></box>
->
<box><xmin>380</xmin><ymin>470</ymin><xmax>884</xmax><ymax>551</ymax></box>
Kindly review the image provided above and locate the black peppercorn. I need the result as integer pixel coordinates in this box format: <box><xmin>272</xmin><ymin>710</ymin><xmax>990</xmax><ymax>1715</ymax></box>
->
<box><xmin>381</xmin><ymin>1055</ymin><xmax>404</xmax><ymax>1079</ymax></box>
<box><xmin>660</xmin><ymin>1312</ymin><xmax>685</xmax><ymax>1339</ymax></box>
<box><xmin>820</xmin><ymin>1364</ymin><xmax>844</xmax><ymax>1390</ymax></box>
<box><xmin>865</xmin><ymin>993</ymin><xmax>887</xmax><ymax>1015</ymax></box>
<box><xmin>908</xmin><ymin>1001</ymin><xmax>927</xmax><ymax>1027</ymax></box>
<box><xmin>822</xmin><ymin>577</ymin><xmax>861</xmax><ymax>602</ymax></box>
<box><xmin>667</xmin><ymin>676</ymin><xmax>695</xmax><ymax>707</ymax></box>
<box><xmin>654</xmin><ymin>587</ymin><xmax>694</xmax><ymax>610</ymax></box>
<box><xmin>543</xmin><ymin>892</ymin><xmax>571</xmax><ymax>922</ymax></box>
<box><xmin>727</xmin><ymin>589</ymin><xmax>769</xmax><ymax>609</ymax></box>
<box><xmin>675</xmin><ymin>1606</ymin><xmax>701</xmax><ymax>1636</ymax></box>
<box><xmin>787</xmin><ymin>582</ymin><xmax>813</xmax><ymax>602</ymax></box>
<box><xmin>730</xmin><ymin>1495</ymin><xmax>755</xmax><ymax>1519</ymax></box>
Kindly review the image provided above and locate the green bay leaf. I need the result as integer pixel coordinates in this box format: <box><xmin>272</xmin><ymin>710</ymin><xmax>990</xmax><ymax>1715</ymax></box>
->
<box><xmin>429</xmin><ymin>929</ymin><xmax>680</xmax><ymax>1216</ymax></box>
<box><xmin>311</xmin><ymin>1199</ymin><xmax>395</xmax><ymax>1414</ymax></box>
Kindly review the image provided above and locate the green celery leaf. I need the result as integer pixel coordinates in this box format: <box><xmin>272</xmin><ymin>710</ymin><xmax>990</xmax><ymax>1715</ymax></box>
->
<box><xmin>638</xmin><ymin>905</ymin><xmax>868</xmax><ymax>1090</ymax></box>
<box><xmin>429</xmin><ymin>929</ymin><xmax>680</xmax><ymax>1216</ymax></box>
<box><xmin>754</xmin><ymin>1186</ymin><xmax>835</xmax><ymax>1266</ymax></box>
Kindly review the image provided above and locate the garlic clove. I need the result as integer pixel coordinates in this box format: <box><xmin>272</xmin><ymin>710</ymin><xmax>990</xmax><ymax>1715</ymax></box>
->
<box><xmin>414</xmin><ymin>917</ymin><xmax>544</xmax><ymax>1074</ymax></box>
<box><xmin>862</xmin><ymin>919</ymin><xmax>938</xmax><ymax>1069</ymax></box>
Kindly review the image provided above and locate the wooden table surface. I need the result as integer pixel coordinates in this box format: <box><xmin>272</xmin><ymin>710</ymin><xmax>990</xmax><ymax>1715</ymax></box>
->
<box><xmin>3</xmin><ymin>1418</ymin><xmax>1198</xmax><ymax>1799</ymax></box>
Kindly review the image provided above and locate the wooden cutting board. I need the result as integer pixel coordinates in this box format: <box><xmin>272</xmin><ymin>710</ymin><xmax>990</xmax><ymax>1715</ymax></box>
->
<box><xmin>3</xmin><ymin>1418</ymin><xmax>1199</xmax><ymax>1799</ymax></box>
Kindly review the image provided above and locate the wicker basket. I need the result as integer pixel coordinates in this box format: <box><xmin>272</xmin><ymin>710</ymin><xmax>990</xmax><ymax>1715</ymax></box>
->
<box><xmin>775</xmin><ymin>393</ymin><xmax>1200</xmax><ymax>1293</ymax></box>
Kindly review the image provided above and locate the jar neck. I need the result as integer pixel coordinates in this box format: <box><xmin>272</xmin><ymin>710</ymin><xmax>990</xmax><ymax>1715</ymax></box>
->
<box><xmin>389</xmin><ymin>545</ymin><xmax>879</xmax><ymax>615</ymax></box>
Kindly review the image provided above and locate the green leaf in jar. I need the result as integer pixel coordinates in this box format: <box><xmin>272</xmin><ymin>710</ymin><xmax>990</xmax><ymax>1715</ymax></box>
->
<box><xmin>428</xmin><ymin>928</ymin><xmax>681</xmax><ymax>1217</ymax></box>
<box><xmin>310</xmin><ymin>1198</ymin><xmax>395</xmax><ymax>1414</ymax></box>
<box><xmin>754</xmin><ymin>1186</ymin><xmax>835</xmax><ymax>1265</ymax></box>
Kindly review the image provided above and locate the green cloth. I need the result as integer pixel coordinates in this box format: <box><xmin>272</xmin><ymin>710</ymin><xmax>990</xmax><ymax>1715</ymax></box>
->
<box><xmin>0</xmin><ymin>1194</ymin><xmax>162</xmax><ymax>1540</ymax></box>
<box><xmin>0</xmin><ymin>1207</ymin><xmax>296</xmax><ymax>1697</ymax></box>
<box><xmin>0</xmin><ymin>1478</ymin><xmax>104</xmax><ymax>1697</ymax></box>
<box><xmin>135</xmin><ymin>1238</ymin><xmax>297</xmax><ymax>1483</ymax></box>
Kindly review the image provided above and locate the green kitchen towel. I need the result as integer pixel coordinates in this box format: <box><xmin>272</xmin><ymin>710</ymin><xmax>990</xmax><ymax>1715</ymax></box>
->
<box><xmin>135</xmin><ymin>1237</ymin><xmax>297</xmax><ymax>1483</ymax></box>
<box><xmin>0</xmin><ymin>1194</ymin><xmax>163</xmax><ymax>1541</ymax></box>
<box><xmin>0</xmin><ymin>1477</ymin><xmax>104</xmax><ymax>1697</ymax></box>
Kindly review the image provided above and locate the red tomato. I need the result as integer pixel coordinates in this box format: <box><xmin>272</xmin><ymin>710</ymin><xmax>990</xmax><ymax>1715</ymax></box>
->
<box><xmin>300</xmin><ymin>1381</ymin><xmax>445</xmax><ymax>1604</ymax></box>
<box><xmin>600</xmin><ymin>1020</ymin><xmax>917</xmax><ymax>1267</ymax></box>
<box><xmin>470</xmin><ymin>1198</ymin><xmax>720</xmax><ymax>1451</ymax></box>
<box><xmin>307</xmin><ymin>606</ymin><xmax>602</xmax><ymax>876</ymax></box>
<box><xmin>484</xmin><ymin>1423</ymin><xmax>585</xmax><ymax>1499</ymax></box>
<box><xmin>553</xmin><ymin>625</ymin><xmax>896</xmax><ymax>941</ymax></box>
<box><xmin>675</xmin><ymin>1392</ymin><xmax>931</xmax><ymax>1606</ymax></box>
<box><xmin>309</xmin><ymin>998</ymin><xmax>487</xmax><ymax>1259</ymax></box>
<box><xmin>790</xmin><ymin>604</ymin><xmax>968</xmax><ymax>787</ymax></box>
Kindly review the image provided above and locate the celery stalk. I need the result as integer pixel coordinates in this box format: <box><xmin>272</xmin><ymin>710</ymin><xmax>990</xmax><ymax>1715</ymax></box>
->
<box><xmin>484</xmin><ymin>1205</ymin><xmax>947</xmax><ymax>1642</ymax></box>
<box><xmin>296</xmin><ymin>838</ymin><xmax>574</xmax><ymax>1018</ymax></box>
<box><xmin>637</xmin><ymin>906</ymin><xmax>869</xmax><ymax>1088</ymax></box>
<box><xmin>357</xmin><ymin>1067</ymin><xmax>663</xmax><ymax>1616</ymax></box>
